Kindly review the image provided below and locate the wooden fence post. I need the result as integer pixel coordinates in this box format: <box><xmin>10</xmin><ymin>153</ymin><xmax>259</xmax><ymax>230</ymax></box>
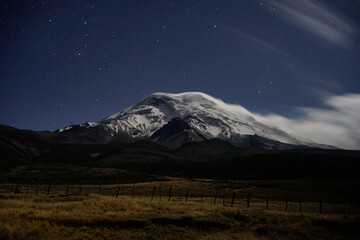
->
<box><xmin>47</xmin><ymin>184</ymin><xmax>51</xmax><ymax>195</ymax></box>
<box><xmin>285</xmin><ymin>196</ymin><xmax>288</xmax><ymax>212</ymax></box>
<box><xmin>14</xmin><ymin>184</ymin><xmax>19</xmax><ymax>194</ymax></box>
<box><xmin>36</xmin><ymin>181</ymin><xmax>39</xmax><ymax>195</ymax></box>
<box><xmin>132</xmin><ymin>183</ymin><xmax>135</xmax><ymax>199</ymax></box>
<box><xmin>266</xmin><ymin>196</ymin><xmax>269</xmax><ymax>210</ymax></box>
<box><xmin>319</xmin><ymin>199</ymin><xmax>322</xmax><ymax>214</ymax></box>
<box><xmin>159</xmin><ymin>184</ymin><xmax>162</xmax><ymax>201</ymax></box>
<box><xmin>231</xmin><ymin>191</ymin><xmax>235</xmax><ymax>207</ymax></box>
<box><xmin>247</xmin><ymin>193</ymin><xmax>250</xmax><ymax>208</ymax></box>
<box><xmin>115</xmin><ymin>186</ymin><xmax>120</xmax><ymax>198</ymax></box>
<box><xmin>222</xmin><ymin>188</ymin><xmax>226</xmax><ymax>206</ymax></box>
<box><xmin>214</xmin><ymin>189</ymin><xmax>218</xmax><ymax>205</ymax></box>
<box><xmin>185</xmin><ymin>186</ymin><xmax>189</xmax><ymax>203</ymax></box>
<box><xmin>168</xmin><ymin>186</ymin><xmax>172</xmax><ymax>201</ymax></box>
<box><xmin>151</xmin><ymin>186</ymin><xmax>155</xmax><ymax>201</ymax></box>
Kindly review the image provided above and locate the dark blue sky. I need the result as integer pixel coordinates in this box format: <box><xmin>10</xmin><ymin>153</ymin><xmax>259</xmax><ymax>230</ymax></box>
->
<box><xmin>1</xmin><ymin>0</ymin><xmax>359</xmax><ymax>131</ymax></box>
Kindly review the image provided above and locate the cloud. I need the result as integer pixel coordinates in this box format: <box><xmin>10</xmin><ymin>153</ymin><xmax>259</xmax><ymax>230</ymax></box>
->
<box><xmin>265</xmin><ymin>0</ymin><xmax>357</xmax><ymax>49</ymax></box>
<box><xmin>252</xmin><ymin>94</ymin><xmax>360</xmax><ymax>150</ymax></box>
<box><xmin>214</xmin><ymin>21</ymin><xmax>280</xmax><ymax>52</ymax></box>
<box><xmin>196</xmin><ymin>13</ymin><xmax>280</xmax><ymax>52</ymax></box>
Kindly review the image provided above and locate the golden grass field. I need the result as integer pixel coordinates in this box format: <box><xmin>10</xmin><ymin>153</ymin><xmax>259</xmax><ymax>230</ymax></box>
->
<box><xmin>1</xmin><ymin>188</ymin><xmax>359</xmax><ymax>240</ymax></box>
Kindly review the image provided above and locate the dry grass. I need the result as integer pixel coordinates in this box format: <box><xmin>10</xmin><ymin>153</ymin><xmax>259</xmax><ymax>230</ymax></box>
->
<box><xmin>0</xmin><ymin>193</ymin><xmax>359</xmax><ymax>240</ymax></box>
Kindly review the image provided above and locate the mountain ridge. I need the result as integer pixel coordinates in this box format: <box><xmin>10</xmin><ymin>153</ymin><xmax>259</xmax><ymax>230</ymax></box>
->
<box><xmin>56</xmin><ymin>92</ymin><xmax>334</xmax><ymax>149</ymax></box>
<box><xmin>2</xmin><ymin>122</ymin><xmax>360</xmax><ymax>183</ymax></box>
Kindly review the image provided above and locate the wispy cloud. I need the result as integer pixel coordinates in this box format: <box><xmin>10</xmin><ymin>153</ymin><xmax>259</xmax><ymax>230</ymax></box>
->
<box><xmin>213</xmin><ymin>21</ymin><xmax>280</xmax><ymax>52</ymax></box>
<box><xmin>265</xmin><ymin>0</ymin><xmax>357</xmax><ymax>49</ymax></box>
<box><xmin>196</xmin><ymin>13</ymin><xmax>280</xmax><ymax>52</ymax></box>
<box><xmin>253</xmin><ymin>94</ymin><xmax>360</xmax><ymax>150</ymax></box>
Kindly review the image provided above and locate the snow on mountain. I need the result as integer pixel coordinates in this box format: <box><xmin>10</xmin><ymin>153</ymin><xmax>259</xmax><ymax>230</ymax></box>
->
<box><xmin>57</xmin><ymin>92</ymin><xmax>323</xmax><ymax>148</ymax></box>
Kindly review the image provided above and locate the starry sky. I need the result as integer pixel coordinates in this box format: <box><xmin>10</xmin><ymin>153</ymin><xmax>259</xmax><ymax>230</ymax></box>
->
<box><xmin>1</xmin><ymin>0</ymin><xmax>359</xmax><ymax>132</ymax></box>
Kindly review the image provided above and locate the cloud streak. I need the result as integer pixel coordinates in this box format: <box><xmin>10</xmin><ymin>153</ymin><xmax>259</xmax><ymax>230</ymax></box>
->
<box><xmin>196</xmin><ymin>13</ymin><xmax>280</xmax><ymax>52</ymax></box>
<box><xmin>265</xmin><ymin>0</ymin><xmax>357</xmax><ymax>49</ymax></box>
<box><xmin>213</xmin><ymin>21</ymin><xmax>280</xmax><ymax>52</ymax></box>
<box><xmin>252</xmin><ymin>94</ymin><xmax>360</xmax><ymax>150</ymax></box>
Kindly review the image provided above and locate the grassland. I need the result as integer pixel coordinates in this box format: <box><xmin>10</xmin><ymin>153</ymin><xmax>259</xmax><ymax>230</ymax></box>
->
<box><xmin>1</xmin><ymin>188</ymin><xmax>359</xmax><ymax>240</ymax></box>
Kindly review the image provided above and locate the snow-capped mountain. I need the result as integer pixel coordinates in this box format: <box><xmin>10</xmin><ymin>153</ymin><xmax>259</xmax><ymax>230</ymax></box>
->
<box><xmin>57</xmin><ymin>92</ymin><xmax>330</xmax><ymax>149</ymax></box>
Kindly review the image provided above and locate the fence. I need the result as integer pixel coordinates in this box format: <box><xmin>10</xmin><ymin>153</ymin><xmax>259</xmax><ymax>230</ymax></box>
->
<box><xmin>2</xmin><ymin>181</ymin><xmax>359</xmax><ymax>215</ymax></box>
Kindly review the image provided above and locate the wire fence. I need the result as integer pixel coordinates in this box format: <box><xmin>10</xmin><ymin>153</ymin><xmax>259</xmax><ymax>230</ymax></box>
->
<box><xmin>2</xmin><ymin>182</ymin><xmax>359</xmax><ymax>215</ymax></box>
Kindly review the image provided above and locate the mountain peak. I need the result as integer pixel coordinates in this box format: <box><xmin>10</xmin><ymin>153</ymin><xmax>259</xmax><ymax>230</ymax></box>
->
<box><xmin>57</xmin><ymin>91</ymin><xmax>333</xmax><ymax>149</ymax></box>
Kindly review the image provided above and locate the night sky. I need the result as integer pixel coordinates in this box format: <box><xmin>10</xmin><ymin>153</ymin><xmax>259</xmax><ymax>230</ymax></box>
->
<box><xmin>1</xmin><ymin>0</ymin><xmax>359</xmax><ymax>132</ymax></box>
